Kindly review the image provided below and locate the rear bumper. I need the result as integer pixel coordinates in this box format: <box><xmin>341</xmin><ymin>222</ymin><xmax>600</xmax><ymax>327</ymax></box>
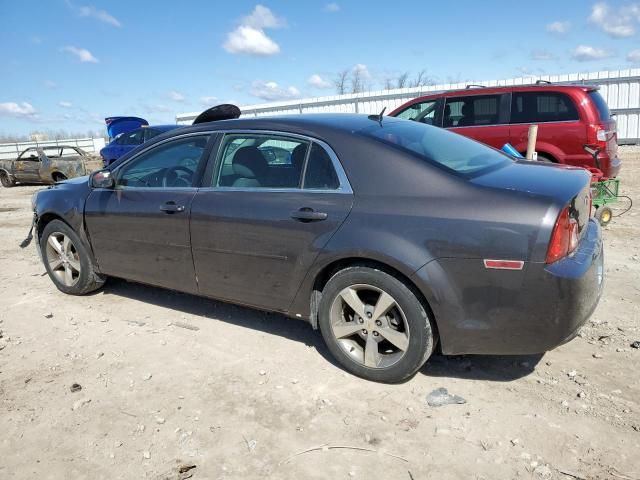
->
<box><xmin>412</xmin><ymin>219</ymin><xmax>604</xmax><ymax>355</ymax></box>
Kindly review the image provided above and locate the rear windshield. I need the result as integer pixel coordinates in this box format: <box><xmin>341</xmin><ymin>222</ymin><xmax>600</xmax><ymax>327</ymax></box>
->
<box><xmin>588</xmin><ymin>91</ymin><xmax>611</xmax><ymax>120</ymax></box>
<box><xmin>359</xmin><ymin>119</ymin><xmax>512</xmax><ymax>176</ymax></box>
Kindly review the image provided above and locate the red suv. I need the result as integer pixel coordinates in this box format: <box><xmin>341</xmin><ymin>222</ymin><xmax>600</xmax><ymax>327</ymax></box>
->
<box><xmin>389</xmin><ymin>84</ymin><xmax>621</xmax><ymax>178</ymax></box>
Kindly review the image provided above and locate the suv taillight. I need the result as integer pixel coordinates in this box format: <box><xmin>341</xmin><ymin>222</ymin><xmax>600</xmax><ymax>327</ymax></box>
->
<box><xmin>546</xmin><ymin>207</ymin><xmax>579</xmax><ymax>264</ymax></box>
<box><xmin>588</xmin><ymin>124</ymin><xmax>608</xmax><ymax>146</ymax></box>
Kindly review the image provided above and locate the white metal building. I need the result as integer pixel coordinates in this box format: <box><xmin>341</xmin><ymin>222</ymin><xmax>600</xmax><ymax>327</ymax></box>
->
<box><xmin>177</xmin><ymin>69</ymin><xmax>640</xmax><ymax>144</ymax></box>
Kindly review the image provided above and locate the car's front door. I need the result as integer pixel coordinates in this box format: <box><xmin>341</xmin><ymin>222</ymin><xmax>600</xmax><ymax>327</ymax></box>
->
<box><xmin>15</xmin><ymin>148</ymin><xmax>43</xmax><ymax>182</ymax></box>
<box><xmin>445</xmin><ymin>93</ymin><xmax>511</xmax><ymax>149</ymax></box>
<box><xmin>84</xmin><ymin>133</ymin><xmax>214</xmax><ymax>293</ymax></box>
<box><xmin>190</xmin><ymin>133</ymin><xmax>354</xmax><ymax>312</ymax></box>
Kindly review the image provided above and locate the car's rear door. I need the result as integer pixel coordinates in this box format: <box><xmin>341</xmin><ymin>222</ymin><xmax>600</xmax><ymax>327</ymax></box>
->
<box><xmin>445</xmin><ymin>92</ymin><xmax>511</xmax><ymax>149</ymax></box>
<box><xmin>84</xmin><ymin>133</ymin><xmax>214</xmax><ymax>293</ymax></box>
<box><xmin>190</xmin><ymin>132</ymin><xmax>353</xmax><ymax>312</ymax></box>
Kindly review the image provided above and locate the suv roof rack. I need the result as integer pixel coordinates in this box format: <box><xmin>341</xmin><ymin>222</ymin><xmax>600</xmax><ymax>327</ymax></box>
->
<box><xmin>192</xmin><ymin>104</ymin><xmax>241</xmax><ymax>125</ymax></box>
<box><xmin>465</xmin><ymin>84</ymin><xmax>486</xmax><ymax>89</ymax></box>
<box><xmin>535</xmin><ymin>80</ymin><xmax>552</xmax><ymax>85</ymax></box>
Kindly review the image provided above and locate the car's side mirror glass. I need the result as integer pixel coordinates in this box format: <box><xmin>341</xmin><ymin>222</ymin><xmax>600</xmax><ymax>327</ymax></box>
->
<box><xmin>90</xmin><ymin>169</ymin><xmax>115</xmax><ymax>189</ymax></box>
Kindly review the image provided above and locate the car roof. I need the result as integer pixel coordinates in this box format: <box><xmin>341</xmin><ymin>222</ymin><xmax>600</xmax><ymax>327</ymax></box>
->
<box><xmin>147</xmin><ymin>124</ymin><xmax>182</xmax><ymax>131</ymax></box>
<box><xmin>399</xmin><ymin>84</ymin><xmax>598</xmax><ymax>102</ymax></box>
<box><xmin>173</xmin><ymin>113</ymin><xmax>402</xmax><ymax>137</ymax></box>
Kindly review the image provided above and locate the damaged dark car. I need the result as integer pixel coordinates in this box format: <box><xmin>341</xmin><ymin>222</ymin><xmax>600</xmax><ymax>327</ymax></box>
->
<box><xmin>29</xmin><ymin>111</ymin><xmax>604</xmax><ymax>383</ymax></box>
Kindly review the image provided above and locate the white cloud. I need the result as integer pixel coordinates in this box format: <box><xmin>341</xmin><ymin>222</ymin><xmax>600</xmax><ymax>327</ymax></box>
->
<box><xmin>589</xmin><ymin>2</ymin><xmax>640</xmax><ymax>38</ymax></box>
<box><xmin>530</xmin><ymin>49</ymin><xmax>555</xmax><ymax>61</ymax></box>
<box><xmin>352</xmin><ymin>63</ymin><xmax>371</xmax><ymax>78</ymax></box>
<box><xmin>324</xmin><ymin>3</ymin><xmax>340</xmax><ymax>12</ymax></box>
<box><xmin>628</xmin><ymin>49</ymin><xmax>640</xmax><ymax>63</ymax></box>
<box><xmin>78</xmin><ymin>4</ymin><xmax>122</xmax><ymax>27</ymax></box>
<box><xmin>58</xmin><ymin>101</ymin><xmax>73</xmax><ymax>108</ymax></box>
<box><xmin>44</xmin><ymin>80</ymin><xmax>58</xmax><ymax>89</ymax></box>
<box><xmin>200</xmin><ymin>96</ymin><xmax>218</xmax><ymax>106</ymax></box>
<box><xmin>250</xmin><ymin>80</ymin><xmax>301</xmax><ymax>101</ymax></box>
<box><xmin>167</xmin><ymin>90</ymin><xmax>186</xmax><ymax>102</ymax></box>
<box><xmin>62</xmin><ymin>46</ymin><xmax>99</xmax><ymax>63</ymax></box>
<box><xmin>242</xmin><ymin>4</ymin><xmax>285</xmax><ymax>29</ymax></box>
<box><xmin>571</xmin><ymin>44</ymin><xmax>613</xmax><ymax>61</ymax></box>
<box><xmin>224</xmin><ymin>5</ymin><xmax>284</xmax><ymax>56</ymax></box>
<box><xmin>307</xmin><ymin>74</ymin><xmax>332</xmax><ymax>89</ymax></box>
<box><xmin>0</xmin><ymin>102</ymin><xmax>37</xmax><ymax>118</ymax></box>
<box><xmin>224</xmin><ymin>26</ymin><xmax>280</xmax><ymax>56</ymax></box>
<box><xmin>546</xmin><ymin>21</ymin><xmax>571</xmax><ymax>34</ymax></box>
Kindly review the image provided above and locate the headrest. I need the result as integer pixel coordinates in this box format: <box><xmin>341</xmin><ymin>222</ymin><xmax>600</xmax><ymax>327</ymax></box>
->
<box><xmin>232</xmin><ymin>146</ymin><xmax>268</xmax><ymax>178</ymax></box>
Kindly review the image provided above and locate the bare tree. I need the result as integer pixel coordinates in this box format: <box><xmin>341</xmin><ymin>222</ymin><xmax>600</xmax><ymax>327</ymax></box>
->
<box><xmin>396</xmin><ymin>72</ymin><xmax>409</xmax><ymax>89</ymax></box>
<box><xmin>351</xmin><ymin>68</ymin><xmax>365</xmax><ymax>94</ymax></box>
<box><xmin>410</xmin><ymin>70</ymin><xmax>430</xmax><ymax>88</ymax></box>
<box><xmin>334</xmin><ymin>69</ymin><xmax>350</xmax><ymax>95</ymax></box>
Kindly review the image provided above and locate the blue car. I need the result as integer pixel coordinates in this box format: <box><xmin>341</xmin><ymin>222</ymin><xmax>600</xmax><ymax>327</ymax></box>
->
<box><xmin>100</xmin><ymin>117</ymin><xmax>180</xmax><ymax>166</ymax></box>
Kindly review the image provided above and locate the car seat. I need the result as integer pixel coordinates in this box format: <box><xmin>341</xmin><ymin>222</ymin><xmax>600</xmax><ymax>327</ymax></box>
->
<box><xmin>230</xmin><ymin>146</ymin><xmax>269</xmax><ymax>187</ymax></box>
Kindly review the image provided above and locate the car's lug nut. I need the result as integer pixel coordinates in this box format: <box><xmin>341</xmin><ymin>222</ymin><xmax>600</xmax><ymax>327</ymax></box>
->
<box><xmin>366</xmin><ymin>312</ymin><xmax>372</xmax><ymax>318</ymax></box>
<box><xmin>362</xmin><ymin>329</ymin><xmax>368</xmax><ymax>335</ymax></box>
<box><xmin>375</xmin><ymin>320</ymin><xmax>382</xmax><ymax>326</ymax></box>
<box><xmin>373</xmin><ymin>331</ymin><xmax>379</xmax><ymax>337</ymax></box>
<box><xmin>358</xmin><ymin>318</ymin><xmax>364</xmax><ymax>324</ymax></box>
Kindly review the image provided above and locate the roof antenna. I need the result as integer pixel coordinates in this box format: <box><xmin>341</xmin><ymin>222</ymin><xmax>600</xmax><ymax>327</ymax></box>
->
<box><xmin>368</xmin><ymin>107</ymin><xmax>386</xmax><ymax>126</ymax></box>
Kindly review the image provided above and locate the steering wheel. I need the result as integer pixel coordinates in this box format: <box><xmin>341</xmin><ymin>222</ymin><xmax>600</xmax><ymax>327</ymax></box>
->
<box><xmin>162</xmin><ymin>165</ymin><xmax>193</xmax><ymax>188</ymax></box>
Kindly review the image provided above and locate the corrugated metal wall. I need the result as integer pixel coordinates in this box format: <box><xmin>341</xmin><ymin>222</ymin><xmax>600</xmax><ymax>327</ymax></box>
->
<box><xmin>176</xmin><ymin>69</ymin><xmax>640</xmax><ymax>144</ymax></box>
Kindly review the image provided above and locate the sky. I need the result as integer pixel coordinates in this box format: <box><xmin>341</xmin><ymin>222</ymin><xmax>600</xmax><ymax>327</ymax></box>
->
<box><xmin>1</xmin><ymin>0</ymin><xmax>640</xmax><ymax>136</ymax></box>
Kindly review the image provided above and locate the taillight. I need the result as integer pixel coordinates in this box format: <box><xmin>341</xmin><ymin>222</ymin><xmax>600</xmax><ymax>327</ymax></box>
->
<box><xmin>546</xmin><ymin>207</ymin><xmax>579</xmax><ymax>264</ymax></box>
<box><xmin>588</xmin><ymin>124</ymin><xmax>608</xmax><ymax>145</ymax></box>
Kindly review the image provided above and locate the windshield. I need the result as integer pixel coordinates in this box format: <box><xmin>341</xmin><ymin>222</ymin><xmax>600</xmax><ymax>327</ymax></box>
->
<box><xmin>359</xmin><ymin>119</ymin><xmax>512</xmax><ymax>175</ymax></box>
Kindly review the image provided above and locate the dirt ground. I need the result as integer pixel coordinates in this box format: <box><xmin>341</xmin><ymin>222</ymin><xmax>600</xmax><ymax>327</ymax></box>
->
<box><xmin>1</xmin><ymin>149</ymin><xmax>639</xmax><ymax>480</ymax></box>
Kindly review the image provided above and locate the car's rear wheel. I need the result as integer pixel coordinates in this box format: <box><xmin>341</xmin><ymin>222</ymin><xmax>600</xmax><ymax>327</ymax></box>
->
<box><xmin>40</xmin><ymin>220</ymin><xmax>105</xmax><ymax>295</ymax></box>
<box><xmin>0</xmin><ymin>171</ymin><xmax>15</xmax><ymax>187</ymax></box>
<box><xmin>318</xmin><ymin>266</ymin><xmax>436</xmax><ymax>383</ymax></box>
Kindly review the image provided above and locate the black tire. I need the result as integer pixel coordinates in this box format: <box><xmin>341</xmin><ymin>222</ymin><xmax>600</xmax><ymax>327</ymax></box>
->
<box><xmin>0</xmin><ymin>171</ymin><xmax>15</xmax><ymax>187</ymax></box>
<box><xmin>52</xmin><ymin>173</ymin><xmax>67</xmax><ymax>182</ymax></box>
<box><xmin>595</xmin><ymin>206</ymin><xmax>613</xmax><ymax>226</ymax></box>
<box><xmin>318</xmin><ymin>266</ymin><xmax>436</xmax><ymax>383</ymax></box>
<box><xmin>40</xmin><ymin>219</ymin><xmax>106</xmax><ymax>295</ymax></box>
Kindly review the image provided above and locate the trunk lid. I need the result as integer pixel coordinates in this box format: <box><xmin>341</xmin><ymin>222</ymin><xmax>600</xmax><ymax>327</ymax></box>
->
<box><xmin>472</xmin><ymin>160</ymin><xmax>592</xmax><ymax>233</ymax></box>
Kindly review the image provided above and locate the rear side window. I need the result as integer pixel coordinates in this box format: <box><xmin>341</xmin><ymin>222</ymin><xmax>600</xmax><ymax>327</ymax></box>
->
<box><xmin>511</xmin><ymin>92</ymin><xmax>579</xmax><ymax>123</ymax></box>
<box><xmin>360</xmin><ymin>119</ymin><xmax>511</xmax><ymax>176</ymax></box>
<box><xmin>303</xmin><ymin>143</ymin><xmax>339</xmax><ymax>190</ymax></box>
<box><xmin>394</xmin><ymin>100</ymin><xmax>438</xmax><ymax>125</ymax></box>
<box><xmin>118</xmin><ymin>129</ymin><xmax>144</xmax><ymax>145</ymax></box>
<box><xmin>444</xmin><ymin>95</ymin><xmax>500</xmax><ymax>127</ymax></box>
<box><xmin>588</xmin><ymin>91</ymin><xmax>611</xmax><ymax>120</ymax></box>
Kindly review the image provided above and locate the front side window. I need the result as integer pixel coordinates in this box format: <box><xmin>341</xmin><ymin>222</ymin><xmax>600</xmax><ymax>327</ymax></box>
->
<box><xmin>395</xmin><ymin>100</ymin><xmax>437</xmax><ymax>125</ymax></box>
<box><xmin>116</xmin><ymin>135</ymin><xmax>209</xmax><ymax>188</ymax></box>
<box><xmin>215</xmin><ymin>134</ymin><xmax>310</xmax><ymax>188</ymax></box>
<box><xmin>18</xmin><ymin>148</ymin><xmax>39</xmax><ymax>161</ymax></box>
<box><xmin>444</xmin><ymin>95</ymin><xmax>500</xmax><ymax>127</ymax></box>
<box><xmin>511</xmin><ymin>92</ymin><xmax>579</xmax><ymax>123</ymax></box>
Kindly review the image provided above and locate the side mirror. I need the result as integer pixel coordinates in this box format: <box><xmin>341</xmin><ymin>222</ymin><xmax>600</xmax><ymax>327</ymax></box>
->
<box><xmin>90</xmin><ymin>169</ymin><xmax>115</xmax><ymax>189</ymax></box>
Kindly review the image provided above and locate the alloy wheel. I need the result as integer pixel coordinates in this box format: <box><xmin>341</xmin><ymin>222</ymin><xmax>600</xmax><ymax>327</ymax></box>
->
<box><xmin>329</xmin><ymin>284</ymin><xmax>410</xmax><ymax>369</ymax></box>
<box><xmin>45</xmin><ymin>232</ymin><xmax>81</xmax><ymax>287</ymax></box>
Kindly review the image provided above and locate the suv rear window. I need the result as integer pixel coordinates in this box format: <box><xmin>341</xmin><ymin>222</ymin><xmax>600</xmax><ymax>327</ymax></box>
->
<box><xmin>511</xmin><ymin>92</ymin><xmax>579</xmax><ymax>123</ymax></box>
<box><xmin>360</xmin><ymin>119</ymin><xmax>511</xmax><ymax>176</ymax></box>
<box><xmin>588</xmin><ymin>91</ymin><xmax>611</xmax><ymax>121</ymax></box>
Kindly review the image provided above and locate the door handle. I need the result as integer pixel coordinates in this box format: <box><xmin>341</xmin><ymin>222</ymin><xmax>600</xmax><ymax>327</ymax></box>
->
<box><xmin>160</xmin><ymin>202</ymin><xmax>185</xmax><ymax>213</ymax></box>
<box><xmin>290</xmin><ymin>208</ymin><xmax>328</xmax><ymax>222</ymax></box>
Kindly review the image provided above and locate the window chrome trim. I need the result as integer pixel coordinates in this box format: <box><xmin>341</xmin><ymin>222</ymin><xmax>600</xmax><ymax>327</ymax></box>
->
<box><xmin>200</xmin><ymin>129</ymin><xmax>353</xmax><ymax>194</ymax></box>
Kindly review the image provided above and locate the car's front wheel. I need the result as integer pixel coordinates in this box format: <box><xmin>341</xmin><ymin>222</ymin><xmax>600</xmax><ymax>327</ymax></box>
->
<box><xmin>40</xmin><ymin>219</ymin><xmax>106</xmax><ymax>295</ymax></box>
<box><xmin>318</xmin><ymin>266</ymin><xmax>436</xmax><ymax>383</ymax></box>
<box><xmin>0</xmin><ymin>171</ymin><xmax>15</xmax><ymax>187</ymax></box>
